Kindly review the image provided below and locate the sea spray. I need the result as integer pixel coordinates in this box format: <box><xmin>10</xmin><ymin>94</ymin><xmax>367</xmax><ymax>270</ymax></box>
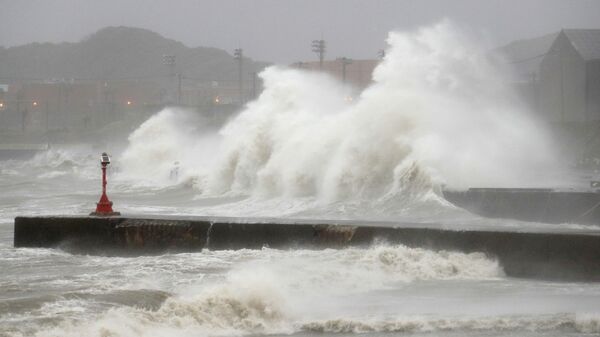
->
<box><xmin>119</xmin><ymin>108</ymin><xmax>221</xmax><ymax>187</ymax></box>
<box><xmin>119</xmin><ymin>21</ymin><xmax>559</xmax><ymax>212</ymax></box>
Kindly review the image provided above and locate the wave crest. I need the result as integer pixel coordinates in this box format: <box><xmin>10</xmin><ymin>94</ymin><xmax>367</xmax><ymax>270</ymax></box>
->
<box><xmin>300</xmin><ymin>314</ymin><xmax>600</xmax><ymax>334</ymax></box>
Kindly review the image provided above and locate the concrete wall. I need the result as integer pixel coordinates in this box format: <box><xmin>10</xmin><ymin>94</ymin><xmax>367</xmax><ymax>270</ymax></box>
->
<box><xmin>13</xmin><ymin>215</ymin><xmax>600</xmax><ymax>281</ymax></box>
<box><xmin>443</xmin><ymin>188</ymin><xmax>600</xmax><ymax>224</ymax></box>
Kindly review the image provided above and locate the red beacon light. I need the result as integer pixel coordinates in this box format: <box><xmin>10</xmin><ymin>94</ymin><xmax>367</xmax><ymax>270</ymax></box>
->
<box><xmin>90</xmin><ymin>152</ymin><xmax>120</xmax><ymax>216</ymax></box>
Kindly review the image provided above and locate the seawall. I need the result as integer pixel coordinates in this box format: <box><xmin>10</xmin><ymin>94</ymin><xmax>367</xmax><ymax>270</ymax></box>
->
<box><xmin>443</xmin><ymin>188</ymin><xmax>600</xmax><ymax>224</ymax></box>
<box><xmin>14</xmin><ymin>215</ymin><xmax>600</xmax><ymax>282</ymax></box>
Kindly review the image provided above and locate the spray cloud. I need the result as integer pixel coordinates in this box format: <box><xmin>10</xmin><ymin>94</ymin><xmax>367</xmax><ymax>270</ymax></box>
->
<box><xmin>120</xmin><ymin>21</ymin><xmax>558</xmax><ymax>209</ymax></box>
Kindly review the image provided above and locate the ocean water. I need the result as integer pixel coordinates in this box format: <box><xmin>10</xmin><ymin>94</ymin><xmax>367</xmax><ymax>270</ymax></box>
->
<box><xmin>2</xmin><ymin>21</ymin><xmax>600</xmax><ymax>336</ymax></box>
<box><xmin>1</xmin><ymin>153</ymin><xmax>600</xmax><ymax>337</ymax></box>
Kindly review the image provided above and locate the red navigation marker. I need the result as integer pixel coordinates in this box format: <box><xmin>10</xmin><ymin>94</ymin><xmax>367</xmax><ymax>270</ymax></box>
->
<box><xmin>90</xmin><ymin>152</ymin><xmax>120</xmax><ymax>216</ymax></box>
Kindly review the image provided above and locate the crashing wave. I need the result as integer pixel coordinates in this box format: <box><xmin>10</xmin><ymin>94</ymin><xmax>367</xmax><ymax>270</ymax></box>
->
<box><xmin>118</xmin><ymin>21</ymin><xmax>558</xmax><ymax>219</ymax></box>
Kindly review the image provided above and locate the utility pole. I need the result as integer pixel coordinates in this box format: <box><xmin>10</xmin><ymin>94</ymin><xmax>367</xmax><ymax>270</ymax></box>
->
<box><xmin>234</xmin><ymin>48</ymin><xmax>244</xmax><ymax>105</ymax></box>
<box><xmin>337</xmin><ymin>57</ymin><xmax>352</xmax><ymax>83</ymax></box>
<box><xmin>312</xmin><ymin>39</ymin><xmax>326</xmax><ymax>69</ymax></box>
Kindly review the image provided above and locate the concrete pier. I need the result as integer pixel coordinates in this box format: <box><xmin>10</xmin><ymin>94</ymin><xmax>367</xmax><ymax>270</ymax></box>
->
<box><xmin>443</xmin><ymin>188</ymin><xmax>600</xmax><ymax>224</ymax></box>
<box><xmin>14</xmin><ymin>215</ymin><xmax>600</xmax><ymax>282</ymax></box>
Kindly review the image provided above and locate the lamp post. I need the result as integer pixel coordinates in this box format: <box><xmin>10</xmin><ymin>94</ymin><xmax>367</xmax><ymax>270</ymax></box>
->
<box><xmin>90</xmin><ymin>152</ymin><xmax>120</xmax><ymax>216</ymax></box>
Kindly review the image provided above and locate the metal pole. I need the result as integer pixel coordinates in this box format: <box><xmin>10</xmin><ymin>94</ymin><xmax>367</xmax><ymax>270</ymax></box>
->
<box><xmin>320</xmin><ymin>44</ymin><xmax>324</xmax><ymax>69</ymax></box>
<box><xmin>101</xmin><ymin>163</ymin><xmax>107</xmax><ymax>195</ymax></box>
<box><xmin>234</xmin><ymin>48</ymin><xmax>244</xmax><ymax>105</ymax></box>
<box><xmin>177</xmin><ymin>73</ymin><xmax>182</xmax><ymax>105</ymax></box>
<box><xmin>312</xmin><ymin>40</ymin><xmax>326</xmax><ymax>70</ymax></box>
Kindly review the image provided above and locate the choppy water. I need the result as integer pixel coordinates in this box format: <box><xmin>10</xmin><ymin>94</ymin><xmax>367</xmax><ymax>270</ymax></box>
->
<box><xmin>1</xmin><ymin>145</ymin><xmax>600</xmax><ymax>337</ymax></box>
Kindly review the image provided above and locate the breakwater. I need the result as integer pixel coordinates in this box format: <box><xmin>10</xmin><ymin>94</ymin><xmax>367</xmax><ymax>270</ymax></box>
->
<box><xmin>13</xmin><ymin>215</ymin><xmax>600</xmax><ymax>282</ymax></box>
<box><xmin>443</xmin><ymin>188</ymin><xmax>600</xmax><ymax>224</ymax></box>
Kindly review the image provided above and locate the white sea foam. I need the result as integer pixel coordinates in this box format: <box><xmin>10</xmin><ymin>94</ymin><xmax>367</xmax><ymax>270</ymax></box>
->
<box><xmin>117</xmin><ymin>21</ymin><xmax>559</xmax><ymax>219</ymax></box>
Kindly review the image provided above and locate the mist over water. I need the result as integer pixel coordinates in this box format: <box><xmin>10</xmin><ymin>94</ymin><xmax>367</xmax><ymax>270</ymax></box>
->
<box><xmin>120</xmin><ymin>21</ymin><xmax>559</xmax><ymax>217</ymax></box>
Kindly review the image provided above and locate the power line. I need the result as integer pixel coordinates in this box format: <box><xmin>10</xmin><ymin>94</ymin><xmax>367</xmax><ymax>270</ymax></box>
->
<box><xmin>506</xmin><ymin>48</ymin><xmax>560</xmax><ymax>64</ymax></box>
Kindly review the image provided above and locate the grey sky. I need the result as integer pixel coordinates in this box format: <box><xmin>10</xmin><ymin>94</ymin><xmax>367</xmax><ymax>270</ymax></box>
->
<box><xmin>1</xmin><ymin>0</ymin><xmax>599</xmax><ymax>64</ymax></box>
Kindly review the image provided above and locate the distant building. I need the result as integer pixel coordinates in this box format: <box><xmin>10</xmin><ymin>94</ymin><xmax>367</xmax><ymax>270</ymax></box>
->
<box><xmin>0</xmin><ymin>78</ymin><xmax>247</xmax><ymax>133</ymax></box>
<box><xmin>539</xmin><ymin>29</ymin><xmax>600</xmax><ymax>123</ymax></box>
<box><xmin>0</xmin><ymin>80</ymin><xmax>165</xmax><ymax>132</ymax></box>
<box><xmin>499</xmin><ymin>29</ymin><xmax>600</xmax><ymax>123</ymax></box>
<box><xmin>291</xmin><ymin>59</ymin><xmax>379</xmax><ymax>90</ymax></box>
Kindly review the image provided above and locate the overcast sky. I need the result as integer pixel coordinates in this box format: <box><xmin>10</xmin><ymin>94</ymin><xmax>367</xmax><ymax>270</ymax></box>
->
<box><xmin>1</xmin><ymin>0</ymin><xmax>599</xmax><ymax>64</ymax></box>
